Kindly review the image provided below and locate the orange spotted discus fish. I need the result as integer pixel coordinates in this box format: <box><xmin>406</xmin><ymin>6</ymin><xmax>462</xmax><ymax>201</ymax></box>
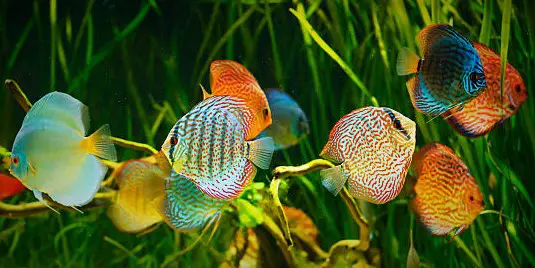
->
<box><xmin>444</xmin><ymin>42</ymin><xmax>528</xmax><ymax>137</ymax></box>
<box><xmin>320</xmin><ymin>107</ymin><xmax>416</xmax><ymax>204</ymax></box>
<box><xmin>202</xmin><ymin>60</ymin><xmax>272</xmax><ymax>140</ymax></box>
<box><xmin>107</xmin><ymin>160</ymin><xmax>166</xmax><ymax>233</ymax></box>
<box><xmin>162</xmin><ymin>171</ymin><xmax>228</xmax><ymax>232</ymax></box>
<box><xmin>410</xmin><ymin>142</ymin><xmax>484</xmax><ymax>236</ymax></box>
<box><xmin>397</xmin><ymin>24</ymin><xmax>487</xmax><ymax>116</ymax></box>
<box><xmin>161</xmin><ymin>95</ymin><xmax>274</xmax><ymax>199</ymax></box>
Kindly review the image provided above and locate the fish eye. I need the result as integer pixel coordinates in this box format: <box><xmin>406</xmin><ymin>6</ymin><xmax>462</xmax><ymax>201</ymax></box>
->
<box><xmin>469</xmin><ymin>195</ymin><xmax>474</xmax><ymax>201</ymax></box>
<box><xmin>514</xmin><ymin>85</ymin><xmax>521</xmax><ymax>93</ymax></box>
<box><xmin>262</xmin><ymin>108</ymin><xmax>269</xmax><ymax>118</ymax></box>
<box><xmin>11</xmin><ymin>156</ymin><xmax>19</xmax><ymax>165</ymax></box>
<box><xmin>508</xmin><ymin>104</ymin><xmax>516</xmax><ymax>111</ymax></box>
<box><xmin>170</xmin><ymin>136</ymin><xmax>178</xmax><ymax>146</ymax></box>
<box><xmin>469</xmin><ymin>72</ymin><xmax>483</xmax><ymax>82</ymax></box>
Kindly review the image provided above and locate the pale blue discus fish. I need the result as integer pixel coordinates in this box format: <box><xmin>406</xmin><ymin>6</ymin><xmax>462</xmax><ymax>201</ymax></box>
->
<box><xmin>9</xmin><ymin>92</ymin><xmax>117</xmax><ymax>210</ymax></box>
<box><xmin>258</xmin><ymin>89</ymin><xmax>309</xmax><ymax>150</ymax></box>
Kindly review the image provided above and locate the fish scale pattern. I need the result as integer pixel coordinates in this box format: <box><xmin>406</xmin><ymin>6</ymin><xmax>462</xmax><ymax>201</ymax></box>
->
<box><xmin>163</xmin><ymin>172</ymin><xmax>228</xmax><ymax>231</ymax></box>
<box><xmin>321</xmin><ymin>107</ymin><xmax>416</xmax><ymax>204</ymax></box>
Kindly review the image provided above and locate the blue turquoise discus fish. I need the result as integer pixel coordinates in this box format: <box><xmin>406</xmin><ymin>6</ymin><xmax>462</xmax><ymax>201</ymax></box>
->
<box><xmin>258</xmin><ymin>89</ymin><xmax>309</xmax><ymax>150</ymax></box>
<box><xmin>162</xmin><ymin>171</ymin><xmax>227</xmax><ymax>231</ymax></box>
<box><xmin>161</xmin><ymin>95</ymin><xmax>273</xmax><ymax>200</ymax></box>
<box><xmin>9</xmin><ymin>92</ymin><xmax>117</xmax><ymax>209</ymax></box>
<box><xmin>397</xmin><ymin>24</ymin><xmax>487</xmax><ymax>116</ymax></box>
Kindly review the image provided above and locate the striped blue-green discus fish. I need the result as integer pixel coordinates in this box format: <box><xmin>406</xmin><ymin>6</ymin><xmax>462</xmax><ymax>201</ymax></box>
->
<box><xmin>161</xmin><ymin>95</ymin><xmax>274</xmax><ymax>200</ymax></box>
<box><xmin>162</xmin><ymin>171</ymin><xmax>228</xmax><ymax>231</ymax></box>
<box><xmin>397</xmin><ymin>24</ymin><xmax>487</xmax><ymax>116</ymax></box>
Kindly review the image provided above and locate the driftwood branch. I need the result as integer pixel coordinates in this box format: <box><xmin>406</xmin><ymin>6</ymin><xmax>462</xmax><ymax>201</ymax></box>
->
<box><xmin>272</xmin><ymin>159</ymin><xmax>370</xmax><ymax>251</ymax></box>
<box><xmin>0</xmin><ymin>191</ymin><xmax>116</xmax><ymax>218</ymax></box>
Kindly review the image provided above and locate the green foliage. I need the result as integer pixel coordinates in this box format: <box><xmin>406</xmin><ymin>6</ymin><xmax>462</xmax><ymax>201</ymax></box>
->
<box><xmin>1</xmin><ymin>0</ymin><xmax>534</xmax><ymax>267</ymax></box>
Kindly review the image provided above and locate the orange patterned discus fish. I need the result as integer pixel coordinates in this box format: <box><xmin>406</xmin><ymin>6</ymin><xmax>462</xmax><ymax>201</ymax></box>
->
<box><xmin>220</xmin><ymin>228</ymin><xmax>259</xmax><ymax>268</ymax></box>
<box><xmin>320</xmin><ymin>107</ymin><xmax>416</xmax><ymax>204</ymax></box>
<box><xmin>283</xmin><ymin>206</ymin><xmax>318</xmax><ymax>241</ymax></box>
<box><xmin>204</xmin><ymin>60</ymin><xmax>272</xmax><ymax>140</ymax></box>
<box><xmin>161</xmin><ymin>96</ymin><xmax>273</xmax><ymax>199</ymax></box>
<box><xmin>410</xmin><ymin>142</ymin><xmax>484</xmax><ymax>236</ymax></box>
<box><xmin>444</xmin><ymin>42</ymin><xmax>528</xmax><ymax>137</ymax></box>
<box><xmin>107</xmin><ymin>160</ymin><xmax>166</xmax><ymax>233</ymax></box>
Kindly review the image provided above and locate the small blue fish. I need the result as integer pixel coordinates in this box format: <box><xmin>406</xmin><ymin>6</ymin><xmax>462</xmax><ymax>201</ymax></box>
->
<box><xmin>9</xmin><ymin>92</ymin><xmax>117</xmax><ymax>209</ymax></box>
<box><xmin>397</xmin><ymin>24</ymin><xmax>487</xmax><ymax>116</ymax></box>
<box><xmin>258</xmin><ymin>89</ymin><xmax>309</xmax><ymax>150</ymax></box>
<box><xmin>162</xmin><ymin>171</ymin><xmax>227</xmax><ymax>231</ymax></box>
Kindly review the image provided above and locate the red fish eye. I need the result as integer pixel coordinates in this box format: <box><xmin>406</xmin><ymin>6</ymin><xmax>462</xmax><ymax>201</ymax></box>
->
<box><xmin>469</xmin><ymin>72</ymin><xmax>478</xmax><ymax>82</ymax></box>
<box><xmin>508</xmin><ymin>104</ymin><xmax>516</xmax><ymax>111</ymax></box>
<box><xmin>262</xmin><ymin>108</ymin><xmax>269</xmax><ymax>118</ymax></box>
<box><xmin>469</xmin><ymin>195</ymin><xmax>474</xmax><ymax>201</ymax></box>
<box><xmin>170</xmin><ymin>136</ymin><xmax>178</xmax><ymax>146</ymax></box>
<box><xmin>393</xmin><ymin>119</ymin><xmax>402</xmax><ymax>129</ymax></box>
<box><xmin>515</xmin><ymin>85</ymin><xmax>521</xmax><ymax>93</ymax></box>
<box><xmin>11</xmin><ymin>156</ymin><xmax>19</xmax><ymax>165</ymax></box>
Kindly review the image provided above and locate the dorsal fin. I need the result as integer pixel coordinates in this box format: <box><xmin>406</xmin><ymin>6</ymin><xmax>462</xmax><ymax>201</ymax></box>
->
<box><xmin>416</xmin><ymin>24</ymin><xmax>471</xmax><ymax>57</ymax></box>
<box><xmin>200</xmin><ymin>84</ymin><xmax>212</xmax><ymax>100</ymax></box>
<box><xmin>24</xmin><ymin>92</ymin><xmax>89</xmax><ymax>135</ymax></box>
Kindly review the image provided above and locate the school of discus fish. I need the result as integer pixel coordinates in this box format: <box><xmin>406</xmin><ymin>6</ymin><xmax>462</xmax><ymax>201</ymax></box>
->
<box><xmin>1</xmin><ymin>23</ymin><xmax>527</xmax><ymax>243</ymax></box>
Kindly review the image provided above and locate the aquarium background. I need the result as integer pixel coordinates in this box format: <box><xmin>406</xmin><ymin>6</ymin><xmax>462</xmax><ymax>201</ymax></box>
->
<box><xmin>1</xmin><ymin>0</ymin><xmax>534</xmax><ymax>267</ymax></box>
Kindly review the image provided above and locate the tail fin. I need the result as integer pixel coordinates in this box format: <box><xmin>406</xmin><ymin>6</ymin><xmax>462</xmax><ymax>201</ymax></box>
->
<box><xmin>397</xmin><ymin>48</ymin><xmax>420</xmax><ymax>75</ymax></box>
<box><xmin>82</xmin><ymin>124</ymin><xmax>117</xmax><ymax>161</ymax></box>
<box><xmin>246</xmin><ymin>137</ymin><xmax>274</xmax><ymax>170</ymax></box>
<box><xmin>320</xmin><ymin>165</ymin><xmax>347</xmax><ymax>196</ymax></box>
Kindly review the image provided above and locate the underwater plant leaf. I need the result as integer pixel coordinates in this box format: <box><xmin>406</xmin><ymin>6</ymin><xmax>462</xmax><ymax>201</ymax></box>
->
<box><xmin>236</xmin><ymin>199</ymin><xmax>264</xmax><ymax>228</ymax></box>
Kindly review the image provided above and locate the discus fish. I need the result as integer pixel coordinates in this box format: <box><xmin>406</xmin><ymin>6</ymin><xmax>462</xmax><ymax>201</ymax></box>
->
<box><xmin>283</xmin><ymin>206</ymin><xmax>318</xmax><ymax>241</ymax></box>
<box><xmin>10</xmin><ymin>92</ymin><xmax>117</xmax><ymax>208</ymax></box>
<box><xmin>397</xmin><ymin>24</ymin><xmax>487</xmax><ymax>116</ymax></box>
<box><xmin>258</xmin><ymin>89</ymin><xmax>309</xmax><ymax>150</ymax></box>
<box><xmin>320</xmin><ymin>107</ymin><xmax>416</xmax><ymax>204</ymax></box>
<box><xmin>444</xmin><ymin>42</ymin><xmax>528</xmax><ymax>137</ymax></box>
<box><xmin>410</xmin><ymin>142</ymin><xmax>484</xmax><ymax>236</ymax></box>
<box><xmin>162</xmin><ymin>172</ymin><xmax>228</xmax><ymax>231</ymax></box>
<box><xmin>161</xmin><ymin>95</ymin><xmax>273</xmax><ymax>199</ymax></box>
<box><xmin>0</xmin><ymin>173</ymin><xmax>26</xmax><ymax>200</ymax></box>
<box><xmin>203</xmin><ymin>60</ymin><xmax>272</xmax><ymax>140</ymax></box>
<box><xmin>107</xmin><ymin>160</ymin><xmax>165</xmax><ymax>233</ymax></box>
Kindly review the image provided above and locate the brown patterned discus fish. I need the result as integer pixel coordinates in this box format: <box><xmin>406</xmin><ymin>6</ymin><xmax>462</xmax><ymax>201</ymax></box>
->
<box><xmin>320</xmin><ymin>107</ymin><xmax>416</xmax><ymax>204</ymax></box>
<box><xmin>203</xmin><ymin>60</ymin><xmax>272</xmax><ymax>140</ymax></box>
<box><xmin>107</xmin><ymin>160</ymin><xmax>166</xmax><ymax>233</ymax></box>
<box><xmin>444</xmin><ymin>42</ymin><xmax>528</xmax><ymax>137</ymax></box>
<box><xmin>410</xmin><ymin>142</ymin><xmax>484</xmax><ymax>236</ymax></box>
